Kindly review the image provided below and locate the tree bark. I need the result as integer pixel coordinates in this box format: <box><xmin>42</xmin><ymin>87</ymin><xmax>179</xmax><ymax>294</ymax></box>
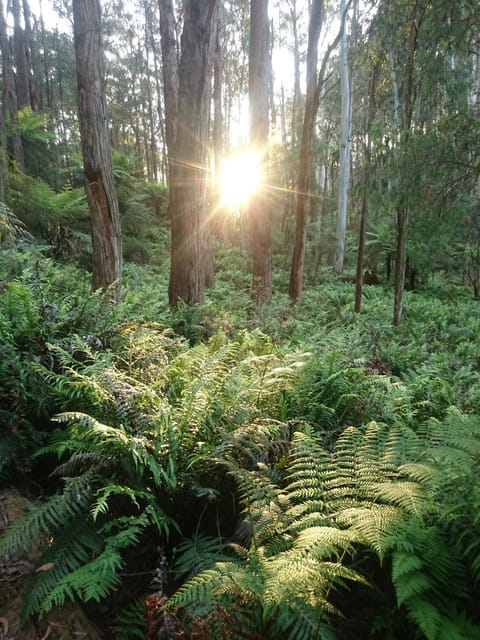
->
<box><xmin>0</xmin><ymin>0</ymin><xmax>24</xmax><ymax>172</ymax></box>
<box><xmin>159</xmin><ymin>0</ymin><xmax>178</xmax><ymax>161</ymax></box>
<box><xmin>12</xmin><ymin>0</ymin><xmax>31</xmax><ymax>110</ymax></box>
<box><xmin>392</xmin><ymin>3</ymin><xmax>420</xmax><ymax>325</ymax></box>
<box><xmin>249</xmin><ymin>0</ymin><xmax>272</xmax><ymax>305</ymax></box>
<box><xmin>333</xmin><ymin>0</ymin><xmax>352</xmax><ymax>275</ymax></box>
<box><xmin>354</xmin><ymin>63</ymin><xmax>378</xmax><ymax>313</ymax></box>
<box><xmin>166</xmin><ymin>0</ymin><xmax>218</xmax><ymax>306</ymax></box>
<box><xmin>73</xmin><ymin>0</ymin><xmax>122</xmax><ymax>302</ymax></box>
<box><xmin>289</xmin><ymin>0</ymin><xmax>350</xmax><ymax>302</ymax></box>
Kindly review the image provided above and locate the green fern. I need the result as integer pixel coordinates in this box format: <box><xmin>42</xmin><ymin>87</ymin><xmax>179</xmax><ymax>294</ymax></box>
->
<box><xmin>0</xmin><ymin>474</ymin><xmax>93</xmax><ymax>559</ymax></box>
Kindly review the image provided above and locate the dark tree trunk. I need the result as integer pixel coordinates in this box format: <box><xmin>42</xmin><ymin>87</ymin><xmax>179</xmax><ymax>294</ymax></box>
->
<box><xmin>159</xmin><ymin>0</ymin><xmax>178</xmax><ymax>161</ymax></box>
<box><xmin>22</xmin><ymin>0</ymin><xmax>38</xmax><ymax>111</ymax></box>
<box><xmin>0</xmin><ymin>0</ymin><xmax>24</xmax><ymax>171</ymax></box>
<box><xmin>392</xmin><ymin>4</ymin><xmax>420</xmax><ymax>325</ymax></box>
<box><xmin>73</xmin><ymin>0</ymin><xmax>122</xmax><ymax>302</ymax></box>
<box><xmin>12</xmin><ymin>0</ymin><xmax>30</xmax><ymax>110</ymax></box>
<box><xmin>355</xmin><ymin>63</ymin><xmax>378</xmax><ymax>313</ymax></box>
<box><xmin>249</xmin><ymin>0</ymin><xmax>272</xmax><ymax>305</ymax></box>
<box><xmin>289</xmin><ymin>0</ymin><xmax>348</xmax><ymax>302</ymax></box>
<box><xmin>166</xmin><ymin>0</ymin><xmax>218</xmax><ymax>306</ymax></box>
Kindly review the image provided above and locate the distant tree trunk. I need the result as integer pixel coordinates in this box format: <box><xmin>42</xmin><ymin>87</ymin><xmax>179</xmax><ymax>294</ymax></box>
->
<box><xmin>166</xmin><ymin>0</ymin><xmax>218</xmax><ymax>306</ymax></box>
<box><xmin>12</xmin><ymin>0</ymin><xmax>30</xmax><ymax>110</ymax></box>
<box><xmin>249</xmin><ymin>0</ymin><xmax>272</xmax><ymax>305</ymax></box>
<box><xmin>289</xmin><ymin>1</ymin><xmax>349</xmax><ymax>302</ymax></box>
<box><xmin>354</xmin><ymin>63</ymin><xmax>378</xmax><ymax>313</ymax></box>
<box><xmin>289</xmin><ymin>0</ymin><xmax>324</xmax><ymax>303</ymax></box>
<box><xmin>288</xmin><ymin>0</ymin><xmax>301</xmax><ymax>149</ymax></box>
<box><xmin>393</xmin><ymin>5</ymin><xmax>420</xmax><ymax>325</ymax></box>
<box><xmin>333</xmin><ymin>0</ymin><xmax>352</xmax><ymax>275</ymax></box>
<box><xmin>22</xmin><ymin>0</ymin><xmax>38</xmax><ymax>111</ymax></box>
<box><xmin>159</xmin><ymin>0</ymin><xmax>178</xmax><ymax>164</ymax></box>
<box><xmin>73</xmin><ymin>0</ymin><xmax>122</xmax><ymax>302</ymax></box>
<box><xmin>211</xmin><ymin>11</ymin><xmax>225</xmax><ymax>241</ymax></box>
<box><xmin>0</xmin><ymin>0</ymin><xmax>24</xmax><ymax>171</ymax></box>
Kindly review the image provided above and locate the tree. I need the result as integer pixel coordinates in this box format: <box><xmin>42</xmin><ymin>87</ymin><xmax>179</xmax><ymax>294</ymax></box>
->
<box><xmin>72</xmin><ymin>0</ymin><xmax>122</xmax><ymax>302</ymax></box>
<box><xmin>333</xmin><ymin>0</ymin><xmax>352</xmax><ymax>275</ymax></box>
<box><xmin>289</xmin><ymin>0</ymin><xmax>349</xmax><ymax>302</ymax></box>
<box><xmin>391</xmin><ymin>0</ymin><xmax>421</xmax><ymax>325</ymax></box>
<box><xmin>166</xmin><ymin>0</ymin><xmax>218</xmax><ymax>306</ymax></box>
<box><xmin>248</xmin><ymin>0</ymin><xmax>272</xmax><ymax>305</ymax></box>
<box><xmin>0</xmin><ymin>0</ymin><xmax>24</xmax><ymax>172</ymax></box>
<box><xmin>11</xmin><ymin>0</ymin><xmax>31</xmax><ymax>110</ymax></box>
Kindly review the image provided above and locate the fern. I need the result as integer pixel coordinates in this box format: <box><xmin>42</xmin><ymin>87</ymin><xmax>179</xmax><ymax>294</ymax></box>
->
<box><xmin>0</xmin><ymin>474</ymin><xmax>93</xmax><ymax>559</ymax></box>
<box><xmin>110</xmin><ymin>594</ymin><xmax>148</xmax><ymax>639</ymax></box>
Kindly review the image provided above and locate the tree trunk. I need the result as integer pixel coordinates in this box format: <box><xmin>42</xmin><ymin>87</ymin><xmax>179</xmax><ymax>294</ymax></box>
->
<box><xmin>166</xmin><ymin>0</ymin><xmax>218</xmax><ymax>307</ymax></box>
<box><xmin>354</xmin><ymin>63</ymin><xmax>378</xmax><ymax>313</ymax></box>
<box><xmin>289</xmin><ymin>0</ymin><xmax>349</xmax><ymax>302</ymax></box>
<box><xmin>12</xmin><ymin>0</ymin><xmax>31</xmax><ymax>110</ymax></box>
<box><xmin>333</xmin><ymin>0</ymin><xmax>352</xmax><ymax>275</ymax></box>
<box><xmin>288</xmin><ymin>0</ymin><xmax>324</xmax><ymax>302</ymax></box>
<box><xmin>392</xmin><ymin>3</ymin><xmax>420</xmax><ymax>325</ymax></box>
<box><xmin>159</xmin><ymin>0</ymin><xmax>178</xmax><ymax>162</ymax></box>
<box><xmin>22</xmin><ymin>0</ymin><xmax>37</xmax><ymax>111</ymax></box>
<box><xmin>249</xmin><ymin>0</ymin><xmax>272</xmax><ymax>305</ymax></box>
<box><xmin>73</xmin><ymin>0</ymin><xmax>122</xmax><ymax>302</ymax></box>
<box><xmin>0</xmin><ymin>0</ymin><xmax>24</xmax><ymax>172</ymax></box>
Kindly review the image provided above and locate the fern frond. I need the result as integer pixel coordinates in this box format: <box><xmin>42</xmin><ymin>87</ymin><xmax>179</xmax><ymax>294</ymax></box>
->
<box><xmin>172</xmin><ymin>535</ymin><xmax>228</xmax><ymax>581</ymax></box>
<box><xmin>110</xmin><ymin>594</ymin><xmax>147</xmax><ymax>640</ymax></box>
<box><xmin>39</xmin><ymin>546</ymin><xmax>123</xmax><ymax>613</ymax></box>
<box><xmin>404</xmin><ymin>597</ymin><xmax>442</xmax><ymax>640</ymax></box>
<box><xmin>0</xmin><ymin>474</ymin><xmax>93</xmax><ymax>558</ymax></box>
<box><xmin>21</xmin><ymin>519</ymin><xmax>103</xmax><ymax>620</ymax></box>
<box><xmin>337</xmin><ymin>505</ymin><xmax>405</xmax><ymax>558</ymax></box>
<box><xmin>373</xmin><ymin>481</ymin><xmax>427</xmax><ymax>518</ymax></box>
<box><xmin>39</xmin><ymin>516</ymin><xmax>148</xmax><ymax>615</ymax></box>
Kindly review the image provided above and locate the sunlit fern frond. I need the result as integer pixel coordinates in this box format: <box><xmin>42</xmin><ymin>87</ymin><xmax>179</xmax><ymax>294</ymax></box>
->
<box><xmin>0</xmin><ymin>201</ymin><xmax>33</xmax><ymax>242</ymax></box>
<box><xmin>53</xmin><ymin>412</ymin><xmax>165</xmax><ymax>488</ymax></box>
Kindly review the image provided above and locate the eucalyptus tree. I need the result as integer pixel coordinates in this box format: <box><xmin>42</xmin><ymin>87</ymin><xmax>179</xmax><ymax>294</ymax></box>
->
<box><xmin>0</xmin><ymin>0</ymin><xmax>24</xmax><ymax>171</ymax></box>
<box><xmin>333</xmin><ymin>0</ymin><xmax>352</xmax><ymax>275</ymax></box>
<box><xmin>11</xmin><ymin>0</ymin><xmax>31</xmax><ymax>110</ymax></box>
<box><xmin>162</xmin><ymin>0</ymin><xmax>219</xmax><ymax>306</ymax></box>
<box><xmin>249</xmin><ymin>0</ymin><xmax>272</xmax><ymax>305</ymax></box>
<box><xmin>73</xmin><ymin>0</ymin><xmax>122</xmax><ymax>302</ymax></box>
<box><xmin>289</xmin><ymin>0</ymin><xmax>350</xmax><ymax>302</ymax></box>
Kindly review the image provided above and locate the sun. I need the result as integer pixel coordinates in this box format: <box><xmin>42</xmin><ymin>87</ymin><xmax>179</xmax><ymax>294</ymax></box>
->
<box><xmin>218</xmin><ymin>151</ymin><xmax>263</xmax><ymax>210</ymax></box>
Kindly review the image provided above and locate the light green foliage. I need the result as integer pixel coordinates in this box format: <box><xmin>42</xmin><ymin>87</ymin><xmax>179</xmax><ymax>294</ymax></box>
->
<box><xmin>2</xmin><ymin>245</ymin><xmax>480</xmax><ymax>636</ymax></box>
<box><xmin>0</xmin><ymin>312</ymin><xmax>306</xmax><ymax>623</ymax></box>
<box><xmin>169</xmin><ymin>411</ymin><xmax>480</xmax><ymax>638</ymax></box>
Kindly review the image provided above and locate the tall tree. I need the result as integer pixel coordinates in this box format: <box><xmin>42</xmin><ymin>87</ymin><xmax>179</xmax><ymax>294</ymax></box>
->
<box><xmin>333</xmin><ymin>0</ymin><xmax>352</xmax><ymax>275</ymax></box>
<box><xmin>0</xmin><ymin>0</ymin><xmax>24</xmax><ymax>171</ymax></box>
<box><xmin>354</xmin><ymin>60</ymin><xmax>378</xmax><ymax>313</ymax></box>
<box><xmin>11</xmin><ymin>0</ymin><xmax>31</xmax><ymax>110</ymax></box>
<box><xmin>392</xmin><ymin>0</ymin><xmax>422</xmax><ymax>325</ymax></box>
<box><xmin>249</xmin><ymin>0</ymin><xmax>272</xmax><ymax>305</ymax></box>
<box><xmin>166</xmin><ymin>0</ymin><xmax>218</xmax><ymax>306</ymax></box>
<box><xmin>73</xmin><ymin>0</ymin><xmax>122</xmax><ymax>302</ymax></box>
<box><xmin>159</xmin><ymin>0</ymin><xmax>178</xmax><ymax>172</ymax></box>
<box><xmin>289</xmin><ymin>0</ymin><xmax>348</xmax><ymax>302</ymax></box>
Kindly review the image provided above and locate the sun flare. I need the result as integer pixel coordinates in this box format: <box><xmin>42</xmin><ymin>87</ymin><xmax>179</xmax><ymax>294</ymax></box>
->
<box><xmin>218</xmin><ymin>151</ymin><xmax>262</xmax><ymax>210</ymax></box>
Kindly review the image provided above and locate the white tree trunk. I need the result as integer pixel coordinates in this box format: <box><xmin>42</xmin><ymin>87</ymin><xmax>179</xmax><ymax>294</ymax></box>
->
<box><xmin>334</xmin><ymin>0</ymin><xmax>352</xmax><ymax>274</ymax></box>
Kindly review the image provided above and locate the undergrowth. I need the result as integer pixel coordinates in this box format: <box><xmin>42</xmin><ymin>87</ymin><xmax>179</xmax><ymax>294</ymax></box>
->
<box><xmin>1</xmin><ymin>243</ymin><xmax>480</xmax><ymax>638</ymax></box>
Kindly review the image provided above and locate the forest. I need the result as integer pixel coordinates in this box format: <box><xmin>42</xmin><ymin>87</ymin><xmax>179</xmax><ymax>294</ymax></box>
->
<box><xmin>1</xmin><ymin>0</ymin><xmax>480</xmax><ymax>638</ymax></box>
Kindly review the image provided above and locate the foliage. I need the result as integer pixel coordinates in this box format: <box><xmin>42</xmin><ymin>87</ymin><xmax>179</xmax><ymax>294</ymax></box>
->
<box><xmin>167</xmin><ymin>412</ymin><xmax>480</xmax><ymax>639</ymax></box>
<box><xmin>2</xmin><ymin>242</ymin><xmax>480</xmax><ymax>637</ymax></box>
